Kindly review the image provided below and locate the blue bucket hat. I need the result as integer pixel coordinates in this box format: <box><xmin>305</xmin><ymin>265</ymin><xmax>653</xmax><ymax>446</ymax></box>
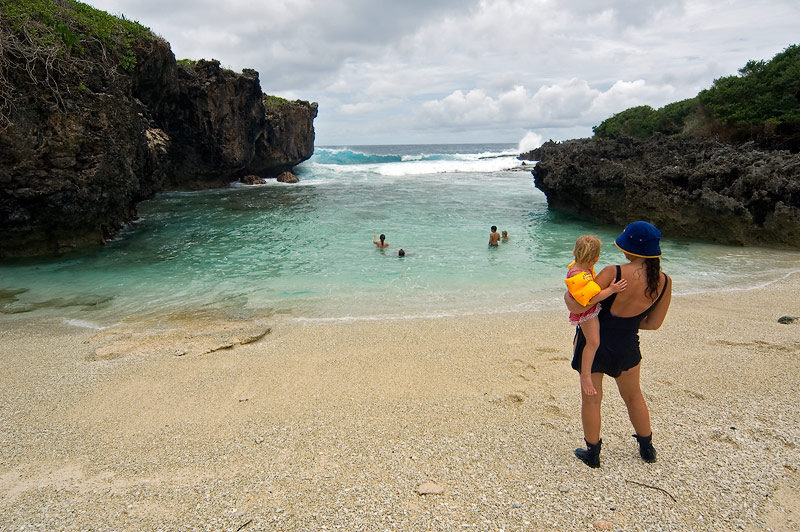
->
<box><xmin>614</xmin><ymin>221</ymin><xmax>662</xmax><ymax>258</ymax></box>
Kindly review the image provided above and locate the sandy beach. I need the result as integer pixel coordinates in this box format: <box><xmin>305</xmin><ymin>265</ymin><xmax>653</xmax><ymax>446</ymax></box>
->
<box><xmin>1</xmin><ymin>274</ymin><xmax>799</xmax><ymax>531</ymax></box>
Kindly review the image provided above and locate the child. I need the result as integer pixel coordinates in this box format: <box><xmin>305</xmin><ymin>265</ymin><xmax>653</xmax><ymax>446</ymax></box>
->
<box><xmin>565</xmin><ymin>235</ymin><xmax>627</xmax><ymax>396</ymax></box>
<box><xmin>501</xmin><ymin>230</ymin><xmax>509</xmax><ymax>242</ymax></box>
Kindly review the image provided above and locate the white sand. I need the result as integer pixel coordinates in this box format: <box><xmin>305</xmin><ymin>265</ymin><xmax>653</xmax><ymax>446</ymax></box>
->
<box><xmin>1</xmin><ymin>274</ymin><xmax>799</xmax><ymax>531</ymax></box>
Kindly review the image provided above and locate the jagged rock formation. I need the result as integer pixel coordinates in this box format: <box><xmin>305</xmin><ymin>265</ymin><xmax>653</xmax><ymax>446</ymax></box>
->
<box><xmin>522</xmin><ymin>135</ymin><xmax>800</xmax><ymax>247</ymax></box>
<box><xmin>250</xmin><ymin>99</ymin><xmax>317</xmax><ymax>180</ymax></box>
<box><xmin>240</xmin><ymin>175</ymin><xmax>266</xmax><ymax>185</ymax></box>
<box><xmin>138</xmin><ymin>57</ymin><xmax>318</xmax><ymax>189</ymax></box>
<box><xmin>0</xmin><ymin>10</ymin><xmax>316</xmax><ymax>259</ymax></box>
<box><xmin>276</xmin><ymin>171</ymin><xmax>299</xmax><ymax>183</ymax></box>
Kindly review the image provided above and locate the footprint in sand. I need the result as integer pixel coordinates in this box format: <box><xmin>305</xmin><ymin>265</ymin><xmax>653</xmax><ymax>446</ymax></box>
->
<box><xmin>684</xmin><ymin>389</ymin><xmax>705</xmax><ymax>400</ymax></box>
<box><xmin>505</xmin><ymin>391</ymin><xmax>528</xmax><ymax>403</ymax></box>
<box><xmin>710</xmin><ymin>428</ymin><xmax>740</xmax><ymax>449</ymax></box>
<box><xmin>511</xmin><ymin>363</ymin><xmax>538</xmax><ymax>384</ymax></box>
<box><xmin>544</xmin><ymin>404</ymin><xmax>568</xmax><ymax>418</ymax></box>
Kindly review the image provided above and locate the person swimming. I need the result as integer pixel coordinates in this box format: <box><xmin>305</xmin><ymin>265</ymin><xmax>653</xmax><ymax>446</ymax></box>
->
<box><xmin>373</xmin><ymin>234</ymin><xmax>389</xmax><ymax>248</ymax></box>
<box><xmin>489</xmin><ymin>226</ymin><xmax>500</xmax><ymax>247</ymax></box>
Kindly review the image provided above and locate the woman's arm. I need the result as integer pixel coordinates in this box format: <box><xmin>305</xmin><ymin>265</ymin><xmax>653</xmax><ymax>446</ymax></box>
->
<box><xmin>639</xmin><ymin>274</ymin><xmax>672</xmax><ymax>330</ymax></box>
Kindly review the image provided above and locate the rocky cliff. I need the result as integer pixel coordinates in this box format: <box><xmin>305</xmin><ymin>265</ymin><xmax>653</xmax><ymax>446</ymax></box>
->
<box><xmin>522</xmin><ymin>136</ymin><xmax>800</xmax><ymax>247</ymax></box>
<box><xmin>0</xmin><ymin>3</ymin><xmax>317</xmax><ymax>258</ymax></box>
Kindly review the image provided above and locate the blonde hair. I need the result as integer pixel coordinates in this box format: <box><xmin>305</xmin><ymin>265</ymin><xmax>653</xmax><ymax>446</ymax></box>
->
<box><xmin>573</xmin><ymin>235</ymin><xmax>602</xmax><ymax>264</ymax></box>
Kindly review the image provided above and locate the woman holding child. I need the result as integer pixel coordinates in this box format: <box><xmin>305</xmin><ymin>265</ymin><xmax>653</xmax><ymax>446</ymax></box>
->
<box><xmin>565</xmin><ymin>221</ymin><xmax>672</xmax><ymax>468</ymax></box>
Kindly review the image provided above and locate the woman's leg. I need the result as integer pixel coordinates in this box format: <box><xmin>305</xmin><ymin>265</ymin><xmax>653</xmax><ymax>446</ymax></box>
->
<box><xmin>581</xmin><ymin>371</ymin><xmax>604</xmax><ymax>443</ymax></box>
<box><xmin>614</xmin><ymin>363</ymin><xmax>651</xmax><ymax>437</ymax></box>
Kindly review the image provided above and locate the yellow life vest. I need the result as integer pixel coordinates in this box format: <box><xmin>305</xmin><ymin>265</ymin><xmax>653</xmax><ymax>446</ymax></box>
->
<box><xmin>565</xmin><ymin>262</ymin><xmax>601</xmax><ymax>307</ymax></box>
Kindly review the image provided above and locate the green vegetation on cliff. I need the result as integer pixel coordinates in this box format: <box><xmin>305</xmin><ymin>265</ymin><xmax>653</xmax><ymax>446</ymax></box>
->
<box><xmin>0</xmin><ymin>0</ymin><xmax>159</xmax><ymax>129</ymax></box>
<box><xmin>263</xmin><ymin>95</ymin><xmax>290</xmax><ymax>108</ymax></box>
<box><xmin>593</xmin><ymin>44</ymin><xmax>800</xmax><ymax>148</ymax></box>
<box><xmin>592</xmin><ymin>98</ymin><xmax>700</xmax><ymax>139</ymax></box>
<box><xmin>0</xmin><ymin>0</ymin><xmax>154</xmax><ymax>69</ymax></box>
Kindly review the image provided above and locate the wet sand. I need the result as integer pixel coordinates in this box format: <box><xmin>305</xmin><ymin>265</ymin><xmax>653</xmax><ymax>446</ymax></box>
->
<box><xmin>1</xmin><ymin>274</ymin><xmax>799</xmax><ymax>531</ymax></box>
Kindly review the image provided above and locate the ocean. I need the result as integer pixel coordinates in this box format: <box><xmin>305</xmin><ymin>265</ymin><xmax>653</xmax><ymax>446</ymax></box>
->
<box><xmin>2</xmin><ymin>143</ymin><xmax>799</xmax><ymax>328</ymax></box>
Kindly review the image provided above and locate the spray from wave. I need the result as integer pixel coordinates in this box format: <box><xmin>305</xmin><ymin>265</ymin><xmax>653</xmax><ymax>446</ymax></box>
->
<box><xmin>517</xmin><ymin>131</ymin><xmax>543</xmax><ymax>153</ymax></box>
<box><xmin>305</xmin><ymin>143</ymin><xmax>527</xmax><ymax>176</ymax></box>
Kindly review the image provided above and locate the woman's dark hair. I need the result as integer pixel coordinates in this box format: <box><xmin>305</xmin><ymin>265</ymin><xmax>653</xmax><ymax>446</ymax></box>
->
<box><xmin>644</xmin><ymin>257</ymin><xmax>661</xmax><ymax>300</ymax></box>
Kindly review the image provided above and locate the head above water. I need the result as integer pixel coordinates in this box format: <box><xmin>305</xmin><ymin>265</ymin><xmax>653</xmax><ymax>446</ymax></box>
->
<box><xmin>398</xmin><ymin>248</ymin><xmax>405</xmax><ymax>257</ymax></box>
<box><xmin>379</xmin><ymin>234</ymin><xmax>386</xmax><ymax>243</ymax></box>
<box><xmin>491</xmin><ymin>226</ymin><xmax>497</xmax><ymax>232</ymax></box>
<box><xmin>614</xmin><ymin>221</ymin><xmax>662</xmax><ymax>258</ymax></box>
<box><xmin>573</xmin><ymin>235</ymin><xmax>602</xmax><ymax>264</ymax></box>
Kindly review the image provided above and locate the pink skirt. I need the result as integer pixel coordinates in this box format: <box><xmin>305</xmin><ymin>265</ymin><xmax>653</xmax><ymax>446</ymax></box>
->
<box><xmin>569</xmin><ymin>303</ymin><xmax>601</xmax><ymax>326</ymax></box>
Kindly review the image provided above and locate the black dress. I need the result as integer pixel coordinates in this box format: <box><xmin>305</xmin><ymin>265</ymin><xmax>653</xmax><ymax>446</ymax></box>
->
<box><xmin>572</xmin><ymin>265</ymin><xmax>668</xmax><ymax>378</ymax></box>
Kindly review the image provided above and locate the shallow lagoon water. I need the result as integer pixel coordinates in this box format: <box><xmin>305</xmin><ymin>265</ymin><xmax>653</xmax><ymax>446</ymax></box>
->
<box><xmin>2</xmin><ymin>143</ymin><xmax>799</xmax><ymax>327</ymax></box>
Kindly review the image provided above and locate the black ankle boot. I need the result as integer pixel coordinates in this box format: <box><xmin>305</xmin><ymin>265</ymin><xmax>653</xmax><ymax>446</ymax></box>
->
<box><xmin>574</xmin><ymin>438</ymin><xmax>602</xmax><ymax>468</ymax></box>
<box><xmin>634</xmin><ymin>433</ymin><xmax>656</xmax><ymax>463</ymax></box>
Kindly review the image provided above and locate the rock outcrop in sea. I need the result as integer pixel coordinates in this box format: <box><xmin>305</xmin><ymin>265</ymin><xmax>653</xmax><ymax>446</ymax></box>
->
<box><xmin>522</xmin><ymin>135</ymin><xmax>800</xmax><ymax>248</ymax></box>
<box><xmin>0</xmin><ymin>10</ymin><xmax>316</xmax><ymax>259</ymax></box>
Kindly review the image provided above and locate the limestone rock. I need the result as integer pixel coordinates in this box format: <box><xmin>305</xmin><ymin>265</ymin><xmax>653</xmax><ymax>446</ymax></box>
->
<box><xmin>249</xmin><ymin>99</ymin><xmax>318</xmax><ymax>178</ymax></box>
<box><xmin>86</xmin><ymin>313</ymin><xmax>271</xmax><ymax>360</ymax></box>
<box><xmin>145</xmin><ymin>127</ymin><xmax>171</xmax><ymax>157</ymax></box>
<box><xmin>522</xmin><ymin>135</ymin><xmax>800</xmax><ymax>248</ymax></box>
<box><xmin>0</xmin><ymin>7</ymin><xmax>317</xmax><ymax>259</ymax></box>
<box><xmin>276</xmin><ymin>171</ymin><xmax>299</xmax><ymax>183</ymax></box>
<box><xmin>241</xmin><ymin>175</ymin><xmax>266</xmax><ymax>185</ymax></box>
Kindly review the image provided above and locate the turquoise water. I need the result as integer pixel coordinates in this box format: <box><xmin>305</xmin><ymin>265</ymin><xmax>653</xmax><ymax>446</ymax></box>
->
<box><xmin>2</xmin><ymin>143</ymin><xmax>799</xmax><ymax>327</ymax></box>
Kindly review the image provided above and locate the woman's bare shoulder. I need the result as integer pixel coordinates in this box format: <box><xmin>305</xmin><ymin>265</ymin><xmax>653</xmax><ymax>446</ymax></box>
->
<box><xmin>596</xmin><ymin>264</ymin><xmax>617</xmax><ymax>278</ymax></box>
<box><xmin>594</xmin><ymin>264</ymin><xmax>618</xmax><ymax>285</ymax></box>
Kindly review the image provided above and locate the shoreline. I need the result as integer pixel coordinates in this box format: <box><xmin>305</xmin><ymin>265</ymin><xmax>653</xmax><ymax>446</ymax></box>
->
<box><xmin>4</xmin><ymin>249</ymin><xmax>800</xmax><ymax>329</ymax></box>
<box><xmin>1</xmin><ymin>274</ymin><xmax>799</xmax><ymax>530</ymax></box>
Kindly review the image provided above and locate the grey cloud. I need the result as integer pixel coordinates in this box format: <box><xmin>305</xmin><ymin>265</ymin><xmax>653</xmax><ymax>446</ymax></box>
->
<box><xmin>310</xmin><ymin>0</ymin><xmax>477</xmax><ymax>43</ymax></box>
<box><xmin>106</xmin><ymin>0</ymin><xmax>484</xmax><ymax>92</ymax></box>
<box><xmin>86</xmin><ymin>0</ymin><xmax>799</xmax><ymax>144</ymax></box>
<box><xmin>559</xmin><ymin>0</ymin><xmax>686</xmax><ymax>28</ymax></box>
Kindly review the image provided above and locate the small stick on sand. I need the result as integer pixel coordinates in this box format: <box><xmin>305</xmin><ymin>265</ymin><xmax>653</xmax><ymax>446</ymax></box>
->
<box><xmin>625</xmin><ymin>479</ymin><xmax>677</xmax><ymax>502</ymax></box>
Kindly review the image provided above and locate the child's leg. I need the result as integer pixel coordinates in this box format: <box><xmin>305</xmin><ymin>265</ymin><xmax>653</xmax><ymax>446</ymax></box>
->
<box><xmin>579</xmin><ymin>317</ymin><xmax>600</xmax><ymax>396</ymax></box>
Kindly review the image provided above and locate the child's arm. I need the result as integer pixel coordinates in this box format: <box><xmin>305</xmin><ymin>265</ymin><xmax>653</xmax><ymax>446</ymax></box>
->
<box><xmin>587</xmin><ymin>278</ymin><xmax>627</xmax><ymax>304</ymax></box>
<box><xmin>564</xmin><ymin>265</ymin><xmax>626</xmax><ymax>311</ymax></box>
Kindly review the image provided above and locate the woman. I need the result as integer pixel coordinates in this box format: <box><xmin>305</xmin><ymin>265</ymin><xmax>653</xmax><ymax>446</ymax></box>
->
<box><xmin>565</xmin><ymin>221</ymin><xmax>672</xmax><ymax>468</ymax></box>
<box><xmin>373</xmin><ymin>234</ymin><xmax>389</xmax><ymax>248</ymax></box>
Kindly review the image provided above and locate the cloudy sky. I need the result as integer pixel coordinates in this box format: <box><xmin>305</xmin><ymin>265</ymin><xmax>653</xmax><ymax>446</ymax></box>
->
<box><xmin>87</xmin><ymin>0</ymin><xmax>798</xmax><ymax>148</ymax></box>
